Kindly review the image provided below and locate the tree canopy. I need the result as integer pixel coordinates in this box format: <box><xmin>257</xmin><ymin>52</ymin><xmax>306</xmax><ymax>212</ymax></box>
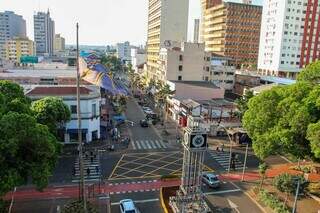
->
<box><xmin>0</xmin><ymin>81</ymin><xmax>62</xmax><ymax>198</ymax></box>
<box><xmin>31</xmin><ymin>97</ymin><xmax>71</xmax><ymax>136</ymax></box>
<box><xmin>235</xmin><ymin>90</ymin><xmax>254</xmax><ymax>120</ymax></box>
<box><xmin>101</xmin><ymin>55</ymin><xmax>123</xmax><ymax>72</ymax></box>
<box><xmin>243</xmin><ymin>61</ymin><xmax>320</xmax><ymax>160</ymax></box>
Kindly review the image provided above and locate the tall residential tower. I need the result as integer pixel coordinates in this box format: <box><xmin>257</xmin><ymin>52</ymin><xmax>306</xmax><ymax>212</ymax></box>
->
<box><xmin>0</xmin><ymin>11</ymin><xmax>26</xmax><ymax>60</ymax></box>
<box><xmin>146</xmin><ymin>0</ymin><xmax>189</xmax><ymax>81</ymax></box>
<box><xmin>34</xmin><ymin>10</ymin><xmax>55</xmax><ymax>56</ymax></box>
<box><xmin>193</xmin><ymin>19</ymin><xmax>200</xmax><ymax>43</ymax></box>
<box><xmin>258</xmin><ymin>0</ymin><xmax>320</xmax><ymax>79</ymax></box>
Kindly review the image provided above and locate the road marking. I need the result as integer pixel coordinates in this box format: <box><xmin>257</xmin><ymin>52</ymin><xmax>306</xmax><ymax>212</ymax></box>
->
<box><xmin>141</xmin><ymin>141</ymin><xmax>147</xmax><ymax>149</ymax></box>
<box><xmin>204</xmin><ymin>188</ymin><xmax>241</xmax><ymax>195</ymax></box>
<box><xmin>160</xmin><ymin>140</ymin><xmax>167</xmax><ymax>148</ymax></box>
<box><xmin>146</xmin><ymin>141</ymin><xmax>152</xmax><ymax>149</ymax></box>
<box><xmin>132</xmin><ymin>140</ymin><xmax>136</xmax><ymax>150</ymax></box>
<box><xmin>150</xmin><ymin>141</ymin><xmax>157</xmax><ymax>149</ymax></box>
<box><xmin>136</xmin><ymin>141</ymin><xmax>142</xmax><ymax>149</ymax></box>
<box><xmin>154</xmin><ymin>140</ymin><xmax>162</xmax><ymax>148</ymax></box>
<box><xmin>111</xmin><ymin>198</ymin><xmax>160</xmax><ymax>206</ymax></box>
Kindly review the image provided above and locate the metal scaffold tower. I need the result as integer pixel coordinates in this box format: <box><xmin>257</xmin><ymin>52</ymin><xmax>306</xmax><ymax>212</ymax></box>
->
<box><xmin>170</xmin><ymin>116</ymin><xmax>210</xmax><ymax>213</ymax></box>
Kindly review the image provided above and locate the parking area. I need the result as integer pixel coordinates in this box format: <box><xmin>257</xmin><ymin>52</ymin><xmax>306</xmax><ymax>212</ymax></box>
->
<box><xmin>108</xmin><ymin>151</ymin><xmax>214</xmax><ymax>181</ymax></box>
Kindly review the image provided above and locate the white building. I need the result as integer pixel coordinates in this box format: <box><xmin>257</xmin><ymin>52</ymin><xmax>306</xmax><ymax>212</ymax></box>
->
<box><xmin>0</xmin><ymin>11</ymin><xmax>26</xmax><ymax>60</ymax></box>
<box><xmin>258</xmin><ymin>0</ymin><xmax>320</xmax><ymax>79</ymax></box>
<box><xmin>146</xmin><ymin>0</ymin><xmax>189</xmax><ymax>81</ymax></box>
<box><xmin>193</xmin><ymin>19</ymin><xmax>200</xmax><ymax>43</ymax></box>
<box><xmin>116</xmin><ymin>41</ymin><xmax>131</xmax><ymax>62</ymax></box>
<box><xmin>210</xmin><ymin>53</ymin><xmax>235</xmax><ymax>92</ymax></box>
<box><xmin>34</xmin><ymin>10</ymin><xmax>55</xmax><ymax>56</ymax></box>
<box><xmin>158</xmin><ymin>42</ymin><xmax>210</xmax><ymax>82</ymax></box>
<box><xmin>26</xmin><ymin>85</ymin><xmax>101</xmax><ymax>143</ymax></box>
<box><xmin>131</xmin><ymin>48</ymin><xmax>146</xmax><ymax>73</ymax></box>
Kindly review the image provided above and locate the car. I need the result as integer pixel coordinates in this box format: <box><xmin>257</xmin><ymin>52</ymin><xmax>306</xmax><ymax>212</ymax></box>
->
<box><xmin>142</xmin><ymin>106</ymin><xmax>152</xmax><ymax>111</ymax></box>
<box><xmin>202</xmin><ymin>173</ymin><xmax>220</xmax><ymax>188</ymax></box>
<box><xmin>140</xmin><ymin>119</ymin><xmax>149</xmax><ymax>127</ymax></box>
<box><xmin>146</xmin><ymin>113</ymin><xmax>158</xmax><ymax>120</ymax></box>
<box><xmin>119</xmin><ymin>199</ymin><xmax>138</xmax><ymax>213</ymax></box>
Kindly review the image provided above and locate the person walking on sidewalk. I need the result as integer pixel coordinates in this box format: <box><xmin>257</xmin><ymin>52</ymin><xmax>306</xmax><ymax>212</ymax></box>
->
<box><xmin>86</xmin><ymin>167</ymin><xmax>90</xmax><ymax>176</ymax></box>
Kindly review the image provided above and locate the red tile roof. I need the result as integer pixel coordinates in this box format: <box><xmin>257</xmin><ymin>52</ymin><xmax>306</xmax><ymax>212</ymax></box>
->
<box><xmin>27</xmin><ymin>86</ymin><xmax>92</xmax><ymax>95</ymax></box>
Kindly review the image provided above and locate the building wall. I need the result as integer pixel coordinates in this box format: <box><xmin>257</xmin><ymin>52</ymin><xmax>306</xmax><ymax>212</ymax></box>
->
<box><xmin>54</xmin><ymin>34</ymin><xmax>65</xmax><ymax>53</ymax></box>
<box><xmin>159</xmin><ymin>42</ymin><xmax>210</xmax><ymax>82</ymax></box>
<box><xmin>234</xmin><ymin>74</ymin><xmax>260</xmax><ymax>95</ymax></box>
<box><xmin>174</xmin><ymin>83</ymin><xmax>225</xmax><ymax>100</ymax></box>
<box><xmin>5</xmin><ymin>37</ymin><xmax>34</xmax><ymax>63</ymax></box>
<box><xmin>210</xmin><ymin>58</ymin><xmax>235</xmax><ymax>91</ymax></box>
<box><xmin>131</xmin><ymin>48</ymin><xmax>146</xmax><ymax>72</ymax></box>
<box><xmin>258</xmin><ymin>0</ymin><xmax>320</xmax><ymax>79</ymax></box>
<box><xmin>116</xmin><ymin>41</ymin><xmax>131</xmax><ymax>62</ymax></box>
<box><xmin>146</xmin><ymin>0</ymin><xmax>189</xmax><ymax>81</ymax></box>
<box><xmin>0</xmin><ymin>11</ymin><xmax>26</xmax><ymax>60</ymax></box>
<box><xmin>34</xmin><ymin>11</ymin><xmax>55</xmax><ymax>56</ymax></box>
<box><xmin>194</xmin><ymin>19</ymin><xmax>200</xmax><ymax>43</ymax></box>
<box><xmin>203</xmin><ymin>2</ymin><xmax>262</xmax><ymax>68</ymax></box>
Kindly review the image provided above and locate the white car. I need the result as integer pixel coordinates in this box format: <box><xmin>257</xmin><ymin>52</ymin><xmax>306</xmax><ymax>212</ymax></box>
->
<box><xmin>119</xmin><ymin>199</ymin><xmax>138</xmax><ymax>213</ymax></box>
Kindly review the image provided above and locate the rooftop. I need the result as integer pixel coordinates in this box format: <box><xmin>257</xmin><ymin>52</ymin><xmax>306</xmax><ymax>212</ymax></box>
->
<box><xmin>0</xmin><ymin>68</ymin><xmax>76</xmax><ymax>78</ymax></box>
<box><xmin>26</xmin><ymin>86</ymin><xmax>92</xmax><ymax>96</ymax></box>
<box><xmin>171</xmin><ymin>81</ymin><xmax>219</xmax><ymax>89</ymax></box>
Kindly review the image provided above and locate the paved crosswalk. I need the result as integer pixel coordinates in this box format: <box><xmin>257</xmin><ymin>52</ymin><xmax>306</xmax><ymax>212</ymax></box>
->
<box><xmin>131</xmin><ymin>140</ymin><xmax>168</xmax><ymax>150</ymax></box>
<box><xmin>207</xmin><ymin>149</ymin><xmax>245</xmax><ymax>171</ymax></box>
<box><xmin>72</xmin><ymin>155</ymin><xmax>101</xmax><ymax>183</ymax></box>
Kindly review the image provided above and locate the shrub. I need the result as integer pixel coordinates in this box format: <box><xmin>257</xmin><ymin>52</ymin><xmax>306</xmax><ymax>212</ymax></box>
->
<box><xmin>258</xmin><ymin>189</ymin><xmax>290</xmax><ymax>213</ymax></box>
<box><xmin>290</xmin><ymin>165</ymin><xmax>313</xmax><ymax>173</ymax></box>
<box><xmin>273</xmin><ymin>173</ymin><xmax>307</xmax><ymax>195</ymax></box>
<box><xmin>61</xmin><ymin>200</ymin><xmax>98</xmax><ymax>213</ymax></box>
<box><xmin>307</xmin><ymin>182</ymin><xmax>320</xmax><ymax>196</ymax></box>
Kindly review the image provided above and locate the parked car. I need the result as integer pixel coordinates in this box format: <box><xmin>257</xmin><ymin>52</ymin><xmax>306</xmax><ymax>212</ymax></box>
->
<box><xmin>119</xmin><ymin>199</ymin><xmax>138</xmax><ymax>213</ymax></box>
<box><xmin>140</xmin><ymin>119</ymin><xmax>149</xmax><ymax>127</ymax></box>
<box><xmin>146</xmin><ymin>113</ymin><xmax>158</xmax><ymax>120</ymax></box>
<box><xmin>202</xmin><ymin>173</ymin><xmax>220</xmax><ymax>188</ymax></box>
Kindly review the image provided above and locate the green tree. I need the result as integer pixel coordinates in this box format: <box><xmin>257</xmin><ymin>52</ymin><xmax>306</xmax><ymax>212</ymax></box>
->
<box><xmin>307</xmin><ymin>122</ymin><xmax>320</xmax><ymax>159</ymax></box>
<box><xmin>235</xmin><ymin>90</ymin><xmax>254</xmax><ymax>120</ymax></box>
<box><xmin>273</xmin><ymin>173</ymin><xmax>294</xmax><ymax>204</ymax></box>
<box><xmin>31</xmin><ymin>97</ymin><xmax>71</xmax><ymax>137</ymax></box>
<box><xmin>0</xmin><ymin>112</ymin><xmax>60</xmax><ymax>196</ymax></box>
<box><xmin>101</xmin><ymin>55</ymin><xmax>122</xmax><ymax>72</ymax></box>
<box><xmin>297</xmin><ymin>60</ymin><xmax>320</xmax><ymax>84</ymax></box>
<box><xmin>243</xmin><ymin>68</ymin><xmax>320</xmax><ymax>160</ymax></box>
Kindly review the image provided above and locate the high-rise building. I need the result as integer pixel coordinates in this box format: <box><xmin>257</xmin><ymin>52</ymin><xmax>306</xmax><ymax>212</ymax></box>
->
<box><xmin>193</xmin><ymin>19</ymin><xmax>200</xmax><ymax>43</ymax></box>
<box><xmin>34</xmin><ymin>10</ymin><xmax>55</xmax><ymax>56</ymax></box>
<box><xmin>116</xmin><ymin>41</ymin><xmax>131</xmax><ymax>62</ymax></box>
<box><xmin>258</xmin><ymin>0</ymin><xmax>320</xmax><ymax>79</ymax></box>
<box><xmin>146</xmin><ymin>0</ymin><xmax>189</xmax><ymax>81</ymax></box>
<box><xmin>202</xmin><ymin>2</ymin><xmax>262</xmax><ymax>68</ymax></box>
<box><xmin>5</xmin><ymin>37</ymin><xmax>34</xmax><ymax>63</ymax></box>
<box><xmin>0</xmin><ymin>11</ymin><xmax>26</xmax><ymax>60</ymax></box>
<box><xmin>54</xmin><ymin>34</ymin><xmax>65</xmax><ymax>54</ymax></box>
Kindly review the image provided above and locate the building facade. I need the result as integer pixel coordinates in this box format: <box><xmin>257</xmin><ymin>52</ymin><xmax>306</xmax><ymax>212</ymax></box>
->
<box><xmin>54</xmin><ymin>34</ymin><xmax>65</xmax><ymax>54</ymax></box>
<box><xmin>210</xmin><ymin>53</ymin><xmax>235</xmax><ymax>91</ymax></box>
<box><xmin>5</xmin><ymin>37</ymin><xmax>34</xmax><ymax>63</ymax></box>
<box><xmin>131</xmin><ymin>48</ymin><xmax>146</xmax><ymax>72</ymax></box>
<box><xmin>26</xmin><ymin>85</ymin><xmax>101</xmax><ymax>143</ymax></box>
<box><xmin>258</xmin><ymin>0</ymin><xmax>320</xmax><ymax>79</ymax></box>
<box><xmin>158</xmin><ymin>42</ymin><xmax>211</xmax><ymax>82</ymax></box>
<box><xmin>194</xmin><ymin>19</ymin><xmax>200</xmax><ymax>43</ymax></box>
<box><xmin>146</xmin><ymin>0</ymin><xmax>189</xmax><ymax>81</ymax></box>
<box><xmin>0</xmin><ymin>11</ymin><xmax>26</xmax><ymax>60</ymax></box>
<box><xmin>203</xmin><ymin>2</ymin><xmax>262</xmax><ymax>68</ymax></box>
<box><xmin>34</xmin><ymin>11</ymin><xmax>55</xmax><ymax>56</ymax></box>
<box><xmin>116</xmin><ymin>41</ymin><xmax>131</xmax><ymax>62</ymax></box>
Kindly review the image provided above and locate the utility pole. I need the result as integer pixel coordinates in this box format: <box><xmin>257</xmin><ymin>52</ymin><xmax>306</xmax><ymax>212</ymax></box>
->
<box><xmin>241</xmin><ymin>143</ymin><xmax>249</xmax><ymax>181</ymax></box>
<box><xmin>292</xmin><ymin>180</ymin><xmax>300</xmax><ymax>213</ymax></box>
<box><xmin>76</xmin><ymin>23</ymin><xmax>87</xmax><ymax>212</ymax></box>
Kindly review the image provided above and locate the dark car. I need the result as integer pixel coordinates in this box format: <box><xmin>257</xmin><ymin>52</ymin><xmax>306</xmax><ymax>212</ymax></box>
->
<box><xmin>140</xmin><ymin>119</ymin><xmax>149</xmax><ymax>127</ymax></box>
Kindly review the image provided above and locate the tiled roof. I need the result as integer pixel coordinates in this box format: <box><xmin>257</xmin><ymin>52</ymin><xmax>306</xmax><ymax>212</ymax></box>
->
<box><xmin>27</xmin><ymin>86</ymin><xmax>92</xmax><ymax>95</ymax></box>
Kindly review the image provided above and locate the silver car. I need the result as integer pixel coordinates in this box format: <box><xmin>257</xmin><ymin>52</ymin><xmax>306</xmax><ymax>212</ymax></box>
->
<box><xmin>202</xmin><ymin>173</ymin><xmax>220</xmax><ymax>188</ymax></box>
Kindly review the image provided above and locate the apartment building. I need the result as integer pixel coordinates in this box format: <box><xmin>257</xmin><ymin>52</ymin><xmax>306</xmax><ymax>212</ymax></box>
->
<box><xmin>203</xmin><ymin>1</ymin><xmax>262</xmax><ymax>68</ymax></box>
<box><xmin>54</xmin><ymin>34</ymin><xmax>65</xmax><ymax>54</ymax></box>
<box><xmin>0</xmin><ymin>11</ymin><xmax>26</xmax><ymax>60</ymax></box>
<box><xmin>116</xmin><ymin>41</ymin><xmax>131</xmax><ymax>62</ymax></box>
<box><xmin>258</xmin><ymin>0</ymin><xmax>320</xmax><ymax>79</ymax></box>
<box><xmin>194</xmin><ymin>19</ymin><xmax>200</xmax><ymax>43</ymax></box>
<box><xmin>146</xmin><ymin>0</ymin><xmax>189</xmax><ymax>81</ymax></box>
<box><xmin>5</xmin><ymin>37</ymin><xmax>34</xmax><ymax>63</ymax></box>
<box><xmin>34</xmin><ymin>10</ymin><xmax>55</xmax><ymax>56</ymax></box>
<box><xmin>158</xmin><ymin>42</ymin><xmax>211</xmax><ymax>82</ymax></box>
<box><xmin>131</xmin><ymin>48</ymin><xmax>146</xmax><ymax>72</ymax></box>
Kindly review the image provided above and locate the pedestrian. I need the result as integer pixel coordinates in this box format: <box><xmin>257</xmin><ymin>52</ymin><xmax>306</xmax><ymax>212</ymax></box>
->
<box><xmin>221</xmin><ymin>144</ymin><xmax>224</xmax><ymax>152</ymax></box>
<box><xmin>95</xmin><ymin>166</ymin><xmax>99</xmax><ymax>174</ymax></box>
<box><xmin>85</xmin><ymin>152</ymin><xmax>88</xmax><ymax>159</ymax></box>
<box><xmin>86</xmin><ymin>168</ymin><xmax>90</xmax><ymax>176</ymax></box>
<box><xmin>90</xmin><ymin>151</ymin><xmax>93</xmax><ymax>156</ymax></box>
<box><xmin>216</xmin><ymin>146</ymin><xmax>219</xmax><ymax>152</ymax></box>
<box><xmin>72</xmin><ymin>166</ymin><xmax>76</xmax><ymax>176</ymax></box>
<box><xmin>94</xmin><ymin>154</ymin><xmax>96</xmax><ymax>159</ymax></box>
<box><xmin>90</xmin><ymin>156</ymin><xmax>94</xmax><ymax>163</ymax></box>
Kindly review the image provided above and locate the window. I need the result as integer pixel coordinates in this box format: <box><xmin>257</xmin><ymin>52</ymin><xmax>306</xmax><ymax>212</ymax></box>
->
<box><xmin>206</xmin><ymin>66</ymin><xmax>210</xmax><ymax>72</ymax></box>
<box><xmin>92</xmin><ymin>103</ymin><xmax>97</xmax><ymax>117</ymax></box>
<box><xmin>178</xmin><ymin>76</ymin><xmax>182</xmax><ymax>81</ymax></box>
<box><xmin>71</xmin><ymin>105</ymin><xmax>77</xmax><ymax>114</ymax></box>
<box><xmin>179</xmin><ymin>55</ymin><xmax>183</xmax><ymax>61</ymax></box>
<box><xmin>178</xmin><ymin>65</ymin><xmax>183</xmax><ymax>71</ymax></box>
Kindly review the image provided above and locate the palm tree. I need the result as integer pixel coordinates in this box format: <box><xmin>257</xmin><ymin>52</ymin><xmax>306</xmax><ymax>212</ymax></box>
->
<box><xmin>155</xmin><ymin>84</ymin><xmax>174</xmax><ymax>125</ymax></box>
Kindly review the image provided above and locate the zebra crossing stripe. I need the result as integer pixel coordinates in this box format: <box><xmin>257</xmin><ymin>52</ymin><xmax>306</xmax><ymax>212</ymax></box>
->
<box><xmin>140</xmin><ymin>141</ymin><xmax>147</xmax><ymax>149</ymax></box>
<box><xmin>145</xmin><ymin>141</ymin><xmax>152</xmax><ymax>149</ymax></box>
<box><xmin>154</xmin><ymin>140</ymin><xmax>162</xmax><ymax>148</ymax></box>
<box><xmin>149</xmin><ymin>141</ymin><xmax>157</xmax><ymax>149</ymax></box>
<box><xmin>136</xmin><ymin>141</ymin><xmax>142</xmax><ymax>149</ymax></box>
<box><xmin>160</xmin><ymin>140</ymin><xmax>167</xmax><ymax>148</ymax></box>
<box><xmin>132</xmin><ymin>140</ymin><xmax>136</xmax><ymax>150</ymax></box>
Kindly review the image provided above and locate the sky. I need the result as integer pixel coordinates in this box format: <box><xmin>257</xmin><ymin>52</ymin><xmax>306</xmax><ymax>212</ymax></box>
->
<box><xmin>0</xmin><ymin>0</ymin><xmax>263</xmax><ymax>46</ymax></box>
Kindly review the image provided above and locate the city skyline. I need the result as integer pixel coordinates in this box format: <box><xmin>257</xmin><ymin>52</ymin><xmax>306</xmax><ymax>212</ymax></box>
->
<box><xmin>0</xmin><ymin>0</ymin><xmax>262</xmax><ymax>46</ymax></box>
